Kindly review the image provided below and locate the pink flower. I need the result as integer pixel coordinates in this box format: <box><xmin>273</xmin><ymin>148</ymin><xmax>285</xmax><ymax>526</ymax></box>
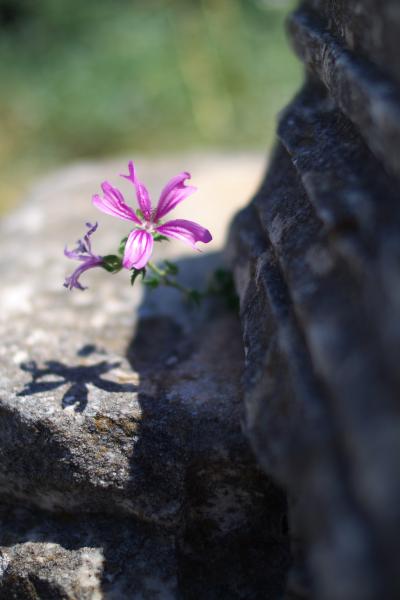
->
<box><xmin>92</xmin><ymin>161</ymin><xmax>212</xmax><ymax>270</ymax></box>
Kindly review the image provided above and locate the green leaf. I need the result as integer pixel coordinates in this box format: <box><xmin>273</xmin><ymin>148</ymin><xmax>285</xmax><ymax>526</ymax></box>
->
<box><xmin>214</xmin><ymin>268</ymin><xmax>233</xmax><ymax>285</ymax></box>
<box><xmin>102</xmin><ymin>255</ymin><xmax>122</xmax><ymax>273</ymax></box>
<box><xmin>136</xmin><ymin>209</ymin><xmax>144</xmax><ymax>220</ymax></box>
<box><xmin>143</xmin><ymin>277</ymin><xmax>160</xmax><ymax>289</ymax></box>
<box><xmin>209</xmin><ymin>268</ymin><xmax>239</xmax><ymax>311</ymax></box>
<box><xmin>163</xmin><ymin>260</ymin><xmax>179</xmax><ymax>275</ymax></box>
<box><xmin>153</xmin><ymin>233</ymin><xmax>169</xmax><ymax>242</ymax></box>
<box><xmin>187</xmin><ymin>289</ymin><xmax>203</xmax><ymax>306</ymax></box>
<box><xmin>130</xmin><ymin>268</ymin><xmax>146</xmax><ymax>286</ymax></box>
<box><xmin>118</xmin><ymin>236</ymin><xmax>128</xmax><ymax>256</ymax></box>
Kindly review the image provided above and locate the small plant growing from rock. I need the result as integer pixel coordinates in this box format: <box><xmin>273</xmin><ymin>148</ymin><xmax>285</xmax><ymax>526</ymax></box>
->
<box><xmin>64</xmin><ymin>160</ymin><xmax>237</xmax><ymax>308</ymax></box>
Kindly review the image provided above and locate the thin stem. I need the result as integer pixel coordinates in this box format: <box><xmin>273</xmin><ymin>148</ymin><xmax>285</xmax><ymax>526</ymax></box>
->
<box><xmin>147</xmin><ymin>261</ymin><xmax>166</xmax><ymax>278</ymax></box>
<box><xmin>147</xmin><ymin>261</ymin><xmax>192</xmax><ymax>295</ymax></box>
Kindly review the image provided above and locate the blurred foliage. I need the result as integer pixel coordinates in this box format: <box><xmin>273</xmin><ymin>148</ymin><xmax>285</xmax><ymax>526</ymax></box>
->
<box><xmin>0</xmin><ymin>0</ymin><xmax>300</xmax><ymax>212</ymax></box>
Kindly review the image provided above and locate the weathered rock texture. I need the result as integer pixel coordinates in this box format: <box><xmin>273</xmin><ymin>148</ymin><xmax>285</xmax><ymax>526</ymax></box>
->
<box><xmin>229</xmin><ymin>2</ymin><xmax>400</xmax><ymax>599</ymax></box>
<box><xmin>0</xmin><ymin>156</ymin><xmax>289</xmax><ymax>598</ymax></box>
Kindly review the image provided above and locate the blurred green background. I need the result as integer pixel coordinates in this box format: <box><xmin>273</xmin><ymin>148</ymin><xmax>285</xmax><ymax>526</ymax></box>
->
<box><xmin>0</xmin><ymin>0</ymin><xmax>301</xmax><ymax>213</ymax></box>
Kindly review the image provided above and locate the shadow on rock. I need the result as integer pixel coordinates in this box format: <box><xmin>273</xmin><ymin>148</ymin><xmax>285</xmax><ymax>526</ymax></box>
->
<box><xmin>17</xmin><ymin>348</ymin><xmax>137</xmax><ymax>413</ymax></box>
<box><xmin>1</xmin><ymin>253</ymin><xmax>291</xmax><ymax>599</ymax></box>
<box><xmin>124</xmin><ymin>252</ymin><xmax>291</xmax><ymax>599</ymax></box>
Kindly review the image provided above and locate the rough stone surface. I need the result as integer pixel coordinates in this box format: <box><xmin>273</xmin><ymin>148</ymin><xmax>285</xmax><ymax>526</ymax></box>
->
<box><xmin>0</xmin><ymin>155</ymin><xmax>291</xmax><ymax>598</ymax></box>
<box><xmin>0</xmin><ymin>506</ymin><xmax>178</xmax><ymax>600</ymax></box>
<box><xmin>228</xmin><ymin>4</ymin><xmax>400</xmax><ymax>600</ymax></box>
<box><xmin>303</xmin><ymin>0</ymin><xmax>400</xmax><ymax>85</ymax></box>
<box><xmin>288</xmin><ymin>6</ymin><xmax>400</xmax><ymax>179</ymax></box>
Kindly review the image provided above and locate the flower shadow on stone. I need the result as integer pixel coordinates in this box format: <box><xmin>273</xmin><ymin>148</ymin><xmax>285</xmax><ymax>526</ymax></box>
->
<box><xmin>17</xmin><ymin>349</ymin><xmax>137</xmax><ymax>413</ymax></box>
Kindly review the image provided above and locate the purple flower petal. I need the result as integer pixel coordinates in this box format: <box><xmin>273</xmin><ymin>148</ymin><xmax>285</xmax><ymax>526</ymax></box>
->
<box><xmin>64</xmin><ymin>222</ymin><xmax>103</xmax><ymax>290</ymax></box>
<box><xmin>77</xmin><ymin>222</ymin><xmax>98</xmax><ymax>254</ymax></box>
<box><xmin>83</xmin><ymin>222</ymin><xmax>98</xmax><ymax>252</ymax></box>
<box><xmin>122</xmin><ymin>229</ymin><xmax>154</xmax><ymax>270</ymax></box>
<box><xmin>120</xmin><ymin>161</ymin><xmax>152</xmax><ymax>221</ymax></box>
<box><xmin>92</xmin><ymin>181</ymin><xmax>141</xmax><ymax>224</ymax></box>
<box><xmin>64</xmin><ymin>246</ymin><xmax>87</xmax><ymax>261</ymax></box>
<box><xmin>154</xmin><ymin>172</ymin><xmax>196</xmax><ymax>221</ymax></box>
<box><xmin>64</xmin><ymin>222</ymin><xmax>99</xmax><ymax>260</ymax></box>
<box><xmin>64</xmin><ymin>256</ymin><xmax>103</xmax><ymax>291</ymax></box>
<box><xmin>155</xmin><ymin>219</ymin><xmax>212</xmax><ymax>249</ymax></box>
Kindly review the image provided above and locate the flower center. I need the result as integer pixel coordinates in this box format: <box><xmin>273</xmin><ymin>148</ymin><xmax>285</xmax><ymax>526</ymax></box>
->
<box><xmin>143</xmin><ymin>221</ymin><xmax>154</xmax><ymax>233</ymax></box>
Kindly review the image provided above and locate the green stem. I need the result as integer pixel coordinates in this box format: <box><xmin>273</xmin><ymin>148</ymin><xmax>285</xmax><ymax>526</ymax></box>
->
<box><xmin>147</xmin><ymin>261</ymin><xmax>166</xmax><ymax>278</ymax></box>
<box><xmin>147</xmin><ymin>261</ymin><xmax>193</xmax><ymax>295</ymax></box>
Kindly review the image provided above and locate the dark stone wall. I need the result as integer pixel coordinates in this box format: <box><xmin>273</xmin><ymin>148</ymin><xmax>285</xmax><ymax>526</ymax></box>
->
<box><xmin>229</xmin><ymin>2</ymin><xmax>400</xmax><ymax>599</ymax></box>
<box><xmin>304</xmin><ymin>0</ymin><xmax>400</xmax><ymax>84</ymax></box>
<box><xmin>289</xmin><ymin>4</ymin><xmax>400</xmax><ymax>179</ymax></box>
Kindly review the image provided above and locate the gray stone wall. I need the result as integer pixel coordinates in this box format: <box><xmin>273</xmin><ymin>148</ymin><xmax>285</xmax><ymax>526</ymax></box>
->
<box><xmin>229</xmin><ymin>2</ymin><xmax>400</xmax><ymax>599</ymax></box>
